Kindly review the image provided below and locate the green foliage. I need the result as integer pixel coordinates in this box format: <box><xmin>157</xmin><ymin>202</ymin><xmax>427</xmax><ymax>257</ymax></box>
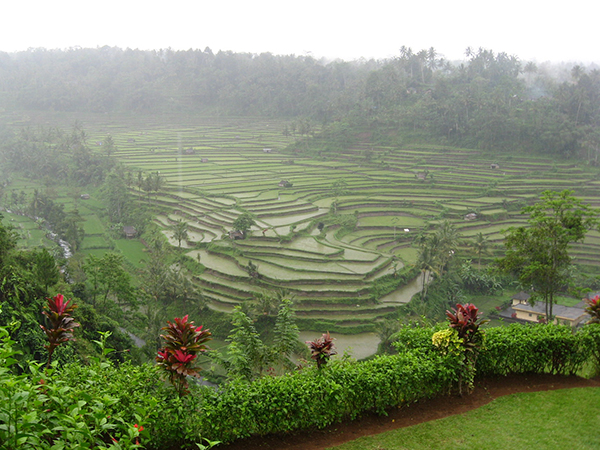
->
<box><xmin>217</xmin><ymin>306</ymin><xmax>273</xmax><ymax>381</ymax></box>
<box><xmin>272</xmin><ymin>298</ymin><xmax>300</xmax><ymax>371</ymax></box>
<box><xmin>431</xmin><ymin>327</ymin><xmax>462</xmax><ymax>351</ymax></box>
<box><xmin>231</xmin><ymin>212</ymin><xmax>256</xmax><ymax>235</ymax></box>
<box><xmin>458</xmin><ymin>260</ymin><xmax>502</xmax><ymax>294</ymax></box>
<box><xmin>497</xmin><ymin>190</ymin><xmax>599</xmax><ymax>319</ymax></box>
<box><xmin>0</xmin><ymin>321</ymin><xmax>142</xmax><ymax>450</ymax></box>
<box><xmin>477</xmin><ymin>323</ymin><xmax>594</xmax><ymax>376</ymax></box>
<box><xmin>83</xmin><ymin>253</ymin><xmax>136</xmax><ymax>309</ymax></box>
<box><xmin>577</xmin><ymin>324</ymin><xmax>600</xmax><ymax>375</ymax></box>
<box><xmin>31</xmin><ymin>247</ymin><xmax>60</xmax><ymax>294</ymax></box>
<box><xmin>3</xmin><ymin>312</ymin><xmax>600</xmax><ymax>448</ymax></box>
<box><xmin>171</xmin><ymin>220</ymin><xmax>189</xmax><ymax>248</ymax></box>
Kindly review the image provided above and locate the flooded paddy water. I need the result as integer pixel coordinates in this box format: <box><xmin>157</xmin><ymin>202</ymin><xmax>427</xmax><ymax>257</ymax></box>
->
<box><xmin>299</xmin><ymin>331</ymin><xmax>381</xmax><ymax>361</ymax></box>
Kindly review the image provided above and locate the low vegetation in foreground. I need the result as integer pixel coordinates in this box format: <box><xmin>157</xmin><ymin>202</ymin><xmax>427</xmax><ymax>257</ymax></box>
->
<box><xmin>2</xmin><ymin>296</ymin><xmax>600</xmax><ymax>449</ymax></box>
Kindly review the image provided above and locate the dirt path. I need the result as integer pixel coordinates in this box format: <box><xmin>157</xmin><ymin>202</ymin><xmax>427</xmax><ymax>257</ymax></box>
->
<box><xmin>215</xmin><ymin>373</ymin><xmax>600</xmax><ymax>450</ymax></box>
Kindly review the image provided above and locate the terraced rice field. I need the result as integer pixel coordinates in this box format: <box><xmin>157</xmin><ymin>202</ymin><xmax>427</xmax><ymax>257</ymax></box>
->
<box><xmin>77</xmin><ymin>115</ymin><xmax>600</xmax><ymax>331</ymax></box>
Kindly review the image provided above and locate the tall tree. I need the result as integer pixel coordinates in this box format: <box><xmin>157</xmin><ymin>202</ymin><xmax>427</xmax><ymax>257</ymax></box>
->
<box><xmin>101</xmin><ymin>170</ymin><xmax>131</xmax><ymax>223</ymax></box>
<box><xmin>498</xmin><ymin>190</ymin><xmax>598</xmax><ymax>320</ymax></box>
<box><xmin>232</xmin><ymin>212</ymin><xmax>256</xmax><ymax>236</ymax></box>
<box><xmin>273</xmin><ymin>298</ymin><xmax>300</xmax><ymax>371</ymax></box>
<box><xmin>171</xmin><ymin>220</ymin><xmax>189</xmax><ymax>248</ymax></box>
<box><xmin>83</xmin><ymin>253</ymin><xmax>136</xmax><ymax>309</ymax></box>
<box><xmin>472</xmin><ymin>232</ymin><xmax>490</xmax><ymax>269</ymax></box>
<box><xmin>32</xmin><ymin>247</ymin><xmax>60</xmax><ymax>294</ymax></box>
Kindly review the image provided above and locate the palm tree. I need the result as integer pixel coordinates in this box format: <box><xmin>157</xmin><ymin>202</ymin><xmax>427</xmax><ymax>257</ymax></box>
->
<box><xmin>416</xmin><ymin>243</ymin><xmax>439</xmax><ymax>301</ymax></box>
<box><xmin>435</xmin><ymin>220</ymin><xmax>461</xmax><ymax>274</ymax></box>
<box><xmin>151</xmin><ymin>172</ymin><xmax>165</xmax><ymax>202</ymax></box>
<box><xmin>171</xmin><ymin>219</ymin><xmax>189</xmax><ymax>248</ymax></box>
<box><xmin>426</xmin><ymin>47</ymin><xmax>439</xmax><ymax>73</ymax></box>
<box><xmin>473</xmin><ymin>232</ymin><xmax>490</xmax><ymax>268</ymax></box>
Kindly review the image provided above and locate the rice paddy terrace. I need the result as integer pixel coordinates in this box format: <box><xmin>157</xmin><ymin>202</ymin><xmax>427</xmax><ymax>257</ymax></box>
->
<box><xmin>79</xmin><ymin>115</ymin><xmax>600</xmax><ymax>331</ymax></box>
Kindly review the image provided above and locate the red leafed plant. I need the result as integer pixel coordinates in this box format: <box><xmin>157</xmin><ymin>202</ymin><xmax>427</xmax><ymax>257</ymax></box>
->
<box><xmin>156</xmin><ymin>315</ymin><xmax>211</xmax><ymax>395</ymax></box>
<box><xmin>585</xmin><ymin>295</ymin><xmax>600</xmax><ymax>324</ymax></box>
<box><xmin>306</xmin><ymin>332</ymin><xmax>337</xmax><ymax>369</ymax></box>
<box><xmin>40</xmin><ymin>294</ymin><xmax>80</xmax><ymax>368</ymax></box>
<box><xmin>446</xmin><ymin>303</ymin><xmax>489</xmax><ymax>350</ymax></box>
<box><xmin>445</xmin><ymin>303</ymin><xmax>489</xmax><ymax>395</ymax></box>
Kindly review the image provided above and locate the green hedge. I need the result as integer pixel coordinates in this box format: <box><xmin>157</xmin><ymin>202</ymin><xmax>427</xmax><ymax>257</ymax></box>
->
<box><xmin>392</xmin><ymin>322</ymin><xmax>600</xmax><ymax>378</ymax></box>
<box><xmin>196</xmin><ymin>351</ymin><xmax>454</xmax><ymax>443</ymax></box>
<box><xmin>4</xmin><ymin>323</ymin><xmax>600</xmax><ymax>449</ymax></box>
<box><xmin>477</xmin><ymin>323</ymin><xmax>600</xmax><ymax>376</ymax></box>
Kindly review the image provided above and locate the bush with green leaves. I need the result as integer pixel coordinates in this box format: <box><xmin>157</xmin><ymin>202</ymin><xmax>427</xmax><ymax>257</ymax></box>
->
<box><xmin>0</xmin><ymin>321</ymin><xmax>142</xmax><ymax>450</ymax></box>
<box><xmin>196</xmin><ymin>351</ymin><xmax>455</xmax><ymax>443</ymax></box>
<box><xmin>476</xmin><ymin>323</ymin><xmax>593</xmax><ymax>376</ymax></box>
<box><xmin>4</xmin><ymin>293</ymin><xmax>600</xmax><ymax>449</ymax></box>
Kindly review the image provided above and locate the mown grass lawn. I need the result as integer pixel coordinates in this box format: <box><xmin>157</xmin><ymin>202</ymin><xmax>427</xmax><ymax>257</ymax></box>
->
<box><xmin>328</xmin><ymin>387</ymin><xmax>600</xmax><ymax>450</ymax></box>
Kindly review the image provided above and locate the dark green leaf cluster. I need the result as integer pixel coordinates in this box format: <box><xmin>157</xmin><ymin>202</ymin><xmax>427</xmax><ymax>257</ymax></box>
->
<box><xmin>498</xmin><ymin>190</ymin><xmax>599</xmax><ymax>319</ymax></box>
<box><xmin>477</xmin><ymin>323</ymin><xmax>598</xmax><ymax>376</ymax></box>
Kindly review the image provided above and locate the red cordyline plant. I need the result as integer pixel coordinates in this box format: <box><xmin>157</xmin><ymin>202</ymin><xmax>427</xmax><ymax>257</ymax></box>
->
<box><xmin>156</xmin><ymin>315</ymin><xmax>211</xmax><ymax>395</ymax></box>
<box><xmin>446</xmin><ymin>303</ymin><xmax>489</xmax><ymax>350</ymax></box>
<box><xmin>306</xmin><ymin>332</ymin><xmax>337</xmax><ymax>369</ymax></box>
<box><xmin>40</xmin><ymin>294</ymin><xmax>80</xmax><ymax>368</ymax></box>
<box><xmin>585</xmin><ymin>295</ymin><xmax>600</xmax><ymax>324</ymax></box>
<box><xmin>445</xmin><ymin>303</ymin><xmax>489</xmax><ymax>395</ymax></box>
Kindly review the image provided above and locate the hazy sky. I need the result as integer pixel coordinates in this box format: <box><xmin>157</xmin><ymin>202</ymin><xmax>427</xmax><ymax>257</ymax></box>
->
<box><xmin>2</xmin><ymin>0</ymin><xmax>597</xmax><ymax>63</ymax></box>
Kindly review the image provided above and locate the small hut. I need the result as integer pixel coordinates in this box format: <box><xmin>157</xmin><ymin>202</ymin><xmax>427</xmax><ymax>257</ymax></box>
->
<box><xmin>201</xmin><ymin>158</ymin><xmax>209</xmax><ymax>163</ymax></box>
<box><xmin>123</xmin><ymin>226</ymin><xmax>137</xmax><ymax>239</ymax></box>
<box><xmin>490</xmin><ymin>163</ymin><xmax>500</xmax><ymax>169</ymax></box>
<box><xmin>263</xmin><ymin>148</ymin><xmax>273</xmax><ymax>153</ymax></box>
<box><xmin>229</xmin><ymin>230</ymin><xmax>245</xmax><ymax>240</ymax></box>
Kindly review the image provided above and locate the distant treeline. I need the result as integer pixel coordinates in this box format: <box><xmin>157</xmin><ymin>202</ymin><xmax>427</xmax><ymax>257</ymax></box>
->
<box><xmin>0</xmin><ymin>46</ymin><xmax>365</xmax><ymax>117</ymax></box>
<box><xmin>1</xmin><ymin>46</ymin><xmax>599</xmax><ymax>157</ymax></box>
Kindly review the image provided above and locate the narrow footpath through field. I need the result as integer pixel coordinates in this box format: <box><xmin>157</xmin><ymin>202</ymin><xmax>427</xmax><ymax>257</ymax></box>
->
<box><xmin>215</xmin><ymin>374</ymin><xmax>600</xmax><ymax>450</ymax></box>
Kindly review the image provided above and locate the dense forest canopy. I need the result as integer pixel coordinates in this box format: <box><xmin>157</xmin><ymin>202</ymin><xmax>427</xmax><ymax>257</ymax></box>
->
<box><xmin>0</xmin><ymin>46</ymin><xmax>599</xmax><ymax>158</ymax></box>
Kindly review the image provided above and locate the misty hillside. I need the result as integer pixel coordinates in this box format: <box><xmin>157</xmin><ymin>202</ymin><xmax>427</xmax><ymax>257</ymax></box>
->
<box><xmin>1</xmin><ymin>46</ymin><xmax>599</xmax><ymax>157</ymax></box>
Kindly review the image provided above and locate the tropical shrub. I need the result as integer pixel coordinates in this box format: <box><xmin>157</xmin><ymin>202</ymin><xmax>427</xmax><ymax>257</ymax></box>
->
<box><xmin>0</xmin><ymin>319</ymin><xmax>142</xmax><ymax>450</ymax></box>
<box><xmin>196</xmin><ymin>351</ymin><xmax>454</xmax><ymax>442</ymax></box>
<box><xmin>585</xmin><ymin>294</ymin><xmax>600</xmax><ymax>323</ymax></box>
<box><xmin>39</xmin><ymin>294</ymin><xmax>80</xmax><ymax>368</ymax></box>
<box><xmin>156</xmin><ymin>315</ymin><xmax>211</xmax><ymax>396</ymax></box>
<box><xmin>435</xmin><ymin>303</ymin><xmax>489</xmax><ymax>395</ymax></box>
<box><xmin>306</xmin><ymin>332</ymin><xmax>337</xmax><ymax>369</ymax></box>
<box><xmin>446</xmin><ymin>303</ymin><xmax>489</xmax><ymax>351</ymax></box>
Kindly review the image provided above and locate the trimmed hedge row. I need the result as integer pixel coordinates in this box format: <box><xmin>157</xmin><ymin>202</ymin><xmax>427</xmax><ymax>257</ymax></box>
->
<box><xmin>393</xmin><ymin>322</ymin><xmax>600</xmax><ymax>377</ymax></box>
<box><xmin>477</xmin><ymin>324</ymin><xmax>595</xmax><ymax>376</ymax></box>
<box><xmin>5</xmin><ymin>323</ymin><xmax>600</xmax><ymax>449</ymax></box>
<box><xmin>196</xmin><ymin>352</ymin><xmax>454</xmax><ymax>442</ymax></box>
